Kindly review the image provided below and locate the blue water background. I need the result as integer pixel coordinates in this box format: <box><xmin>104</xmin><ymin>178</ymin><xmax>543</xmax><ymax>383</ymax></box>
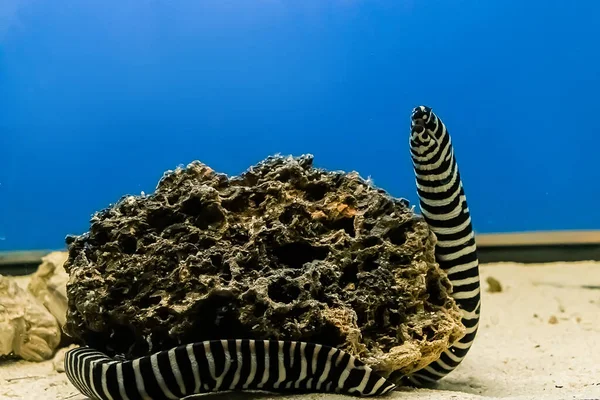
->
<box><xmin>1</xmin><ymin>0</ymin><xmax>598</xmax><ymax>251</ymax></box>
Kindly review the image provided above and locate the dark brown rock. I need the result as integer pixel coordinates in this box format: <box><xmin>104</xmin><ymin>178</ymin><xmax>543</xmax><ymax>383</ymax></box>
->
<box><xmin>63</xmin><ymin>154</ymin><xmax>464</xmax><ymax>378</ymax></box>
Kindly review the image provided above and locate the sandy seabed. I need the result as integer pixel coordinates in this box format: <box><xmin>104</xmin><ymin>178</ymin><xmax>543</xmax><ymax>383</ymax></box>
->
<box><xmin>1</xmin><ymin>262</ymin><xmax>599</xmax><ymax>400</ymax></box>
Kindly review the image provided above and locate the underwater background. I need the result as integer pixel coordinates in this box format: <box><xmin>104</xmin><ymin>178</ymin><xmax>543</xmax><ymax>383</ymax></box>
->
<box><xmin>0</xmin><ymin>0</ymin><xmax>599</xmax><ymax>252</ymax></box>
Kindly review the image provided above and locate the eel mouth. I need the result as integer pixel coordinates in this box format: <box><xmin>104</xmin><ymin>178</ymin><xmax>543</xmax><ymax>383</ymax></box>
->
<box><xmin>410</xmin><ymin>122</ymin><xmax>428</xmax><ymax>143</ymax></box>
<box><xmin>412</xmin><ymin>123</ymin><xmax>426</xmax><ymax>133</ymax></box>
<box><xmin>412</xmin><ymin>116</ymin><xmax>426</xmax><ymax>126</ymax></box>
<box><xmin>410</xmin><ymin>122</ymin><xmax>435</xmax><ymax>152</ymax></box>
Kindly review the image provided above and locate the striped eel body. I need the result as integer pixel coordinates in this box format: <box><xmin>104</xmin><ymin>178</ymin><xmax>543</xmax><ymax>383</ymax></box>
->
<box><xmin>64</xmin><ymin>339</ymin><xmax>396</xmax><ymax>399</ymax></box>
<box><xmin>403</xmin><ymin>105</ymin><xmax>481</xmax><ymax>385</ymax></box>
<box><xmin>64</xmin><ymin>105</ymin><xmax>480</xmax><ymax>398</ymax></box>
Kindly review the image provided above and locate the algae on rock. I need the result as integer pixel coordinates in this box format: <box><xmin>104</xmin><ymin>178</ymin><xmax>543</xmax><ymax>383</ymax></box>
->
<box><xmin>63</xmin><ymin>154</ymin><xmax>465</xmax><ymax>379</ymax></box>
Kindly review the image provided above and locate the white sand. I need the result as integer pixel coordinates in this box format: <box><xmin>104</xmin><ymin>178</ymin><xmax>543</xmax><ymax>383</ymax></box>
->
<box><xmin>1</xmin><ymin>262</ymin><xmax>599</xmax><ymax>400</ymax></box>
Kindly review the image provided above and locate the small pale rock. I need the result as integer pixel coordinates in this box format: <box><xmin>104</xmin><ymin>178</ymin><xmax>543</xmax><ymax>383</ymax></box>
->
<box><xmin>28</xmin><ymin>251</ymin><xmax>69</xmax><ymax>328</ymax></box>
<box><xmin>548</xmin><ymin>315</ymin><xmax>559</xmax><ymax>324</ymax></box>
<box><xmin>0</xmin><ymin>274</ymin><xmax>61</xmax><ymax>361</ymax></box>
<box><xmin>486</xmin><ymin>276</ymin><xmax>502</xmax><ymax>293</ymax></box>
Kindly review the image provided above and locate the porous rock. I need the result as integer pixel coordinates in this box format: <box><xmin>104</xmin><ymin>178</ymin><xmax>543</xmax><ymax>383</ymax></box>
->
<box><xmin>28</xmin><ymin>251</ymin><xmax>69</xmax><ymax>328</ymax></box>
<box><xmin>0</xmin><ymin>274</ymin><xmax>62</xmax><ymax>361</ymax></box>
<box><xmin>63</xmin><ymin>154</ymin><xmax>465</xmax><ymax>379</ymax></box>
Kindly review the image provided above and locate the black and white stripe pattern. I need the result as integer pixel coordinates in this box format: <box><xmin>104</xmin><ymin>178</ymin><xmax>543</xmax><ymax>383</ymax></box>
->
<box><xmin>64</xmin><ymin>339</ymin><xmax>397</xmax><ymax>399</ymax></box>
<box><xmin>403</xmin><ymin>105</ymin><xmax>481</xmax><ymax>385</ymax></box>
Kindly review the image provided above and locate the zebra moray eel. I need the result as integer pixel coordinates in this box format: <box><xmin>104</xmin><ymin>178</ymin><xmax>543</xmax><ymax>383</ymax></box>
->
<box><xmin>64</xmin><ymin>106</ymin><xmax>480</xmax><ymax>399</ymax></box>
<box><xmin>401</xmin><ymin>105</ymin><xmax>481</xmax><ymax>385</ymax></box>
<box><xmin>65</xmin><ymin>339</ymin><xmax>395</xmax><ymax>399</ymax></box>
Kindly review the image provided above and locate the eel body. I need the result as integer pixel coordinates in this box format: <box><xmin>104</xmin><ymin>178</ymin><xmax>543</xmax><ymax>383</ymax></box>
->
<box><xmin>64</xmin><ymin>339</ymin><xmax>396</xmax><ymax>399</ymax></box>
<box><xmin>403</xmin><ymin>105</ymin><xmax>481</xmax><ymax>385</ymax></box>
